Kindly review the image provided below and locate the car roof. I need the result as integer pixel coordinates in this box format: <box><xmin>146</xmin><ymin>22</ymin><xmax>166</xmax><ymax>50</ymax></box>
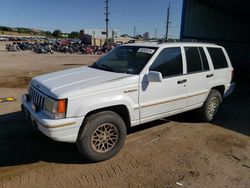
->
<box><xmin>123</xmin><ymin>42</ymin><xmax>221</xmax><ymax>48</ymax></box>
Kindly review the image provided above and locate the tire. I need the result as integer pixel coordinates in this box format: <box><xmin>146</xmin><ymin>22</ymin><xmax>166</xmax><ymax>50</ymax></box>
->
<box><xmin>198</xmin><ymin>89</ymin><xmax>222</xmax><ymax>122</ymax></box>
<box><xmin>76</xmin><ymin>111</ymin><xmax>127</xmax><ymax>162</ymax></box>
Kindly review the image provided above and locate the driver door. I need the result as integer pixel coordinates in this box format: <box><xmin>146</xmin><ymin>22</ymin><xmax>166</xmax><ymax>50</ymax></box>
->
<box><xmin>139</xmin><ymin>47</ymin><xmax>187</xmax><ymax>123</ymax></box>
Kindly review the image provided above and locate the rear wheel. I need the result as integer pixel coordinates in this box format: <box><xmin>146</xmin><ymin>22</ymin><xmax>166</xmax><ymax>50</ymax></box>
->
<box><xmin>198</xmin><ymin>89</ymin><xmax>222</xmax><ymax>122</ymax></box>
<box><xmin>76</xmin><ymin>111</ymin><xmax>127</xmax><ymax>162</ymax></box>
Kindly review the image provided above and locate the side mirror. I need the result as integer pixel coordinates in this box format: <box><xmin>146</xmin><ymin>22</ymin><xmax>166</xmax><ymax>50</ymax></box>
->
<box><xmin>147</xmin><ymin>71</ymin><xmax>163</xmax><ymax>82</ymax></box>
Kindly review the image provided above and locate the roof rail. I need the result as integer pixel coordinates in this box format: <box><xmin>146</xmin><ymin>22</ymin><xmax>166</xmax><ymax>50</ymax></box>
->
<box><xmin>180</xmin><ymin>38</ymin><xmax>198</xmax><ymax>42</ymax></box>
<box><xmin>157</xmin><ymin>38</ymin><xmax>202</xmax><ymax>44</ymax></box>
<box><xmin>157</xmin><ymin>38</ymin><xmax>179</xmax><ymax>44</ymax></box>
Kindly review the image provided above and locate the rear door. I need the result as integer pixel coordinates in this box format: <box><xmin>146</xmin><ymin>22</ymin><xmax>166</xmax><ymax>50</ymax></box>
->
<box><xmin>206</xmin><ymin>47</ymin><xmax>231</xmax><ymax>88</ymax></box>
<box><xmin>184</xmin><ymin>46</ymin><xmax>214</xmax><ymax>107</ymax></box>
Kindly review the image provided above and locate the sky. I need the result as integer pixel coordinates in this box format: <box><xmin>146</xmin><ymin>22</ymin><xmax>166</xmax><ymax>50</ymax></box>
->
<box><xmin>0</xmin><ymin>0</ymin><xmax>183</xmax><ymax>38</ymax></box>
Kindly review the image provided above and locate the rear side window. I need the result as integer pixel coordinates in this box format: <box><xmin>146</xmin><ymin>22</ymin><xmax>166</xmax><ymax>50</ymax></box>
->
<box><xmin>150</xmin><ymin>47</ymin><xmax>183</xmax><ymax>78</ymax></box>
<box><xmin>199</xmin><ymin>47</ymin><xmax>210</xmax><ymax>71</ymax></box>
<box><xmin>208</xmin><ymin>48</ymin><xmax>228</xmax><ymax>69</ymax></box>
<box><xmin>185</xmin><ymin>47</ymin><xmax>202</xmax><ymax>73</ymax></box>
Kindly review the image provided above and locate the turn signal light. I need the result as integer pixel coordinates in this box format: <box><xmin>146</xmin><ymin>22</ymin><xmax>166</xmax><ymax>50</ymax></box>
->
<box><xmin>57</xmin><ymin>99</ymin><xmax>66</xmax><ymax>113</ymax></box>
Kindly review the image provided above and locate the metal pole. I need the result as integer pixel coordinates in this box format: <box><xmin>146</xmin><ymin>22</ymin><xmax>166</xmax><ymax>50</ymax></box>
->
<box><xmin>134</xmin><ymin>26</ymin><xmax>136</xmax><ymax>38</ymax></box>
<box><xmin>154</xmin><ymin>28</ymin><xmax>157</xmax><ymax>38</ymax></box>
<box><xmin>104</xmin><ymin>0</ymin><xmax>109</xmax><ymax>44</ymax></box>
<box><xmin>165</xmin><ymin>2</ymin><xmax>171</xmax><ymax>39</ymax></box>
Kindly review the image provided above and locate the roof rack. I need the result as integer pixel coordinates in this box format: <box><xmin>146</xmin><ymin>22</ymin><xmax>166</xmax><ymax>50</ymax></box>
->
<box><xmin>157</xmin><ymin>38</ymin><xmax>198</xmax><ymax>44</ymax></box>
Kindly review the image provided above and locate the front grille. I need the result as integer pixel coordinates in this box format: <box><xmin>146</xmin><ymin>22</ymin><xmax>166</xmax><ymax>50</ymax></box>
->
<box><xmin>29</xmin><ymin>85</ymin><xmax>46</xmax><ymax>110</ymax></box>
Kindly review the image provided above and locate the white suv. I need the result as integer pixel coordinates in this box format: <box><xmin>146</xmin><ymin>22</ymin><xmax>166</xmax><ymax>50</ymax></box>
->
<box><xmin>22</xmin><ymin>42</ymin><xmax>235</xmax><ymax>162</ymax></box>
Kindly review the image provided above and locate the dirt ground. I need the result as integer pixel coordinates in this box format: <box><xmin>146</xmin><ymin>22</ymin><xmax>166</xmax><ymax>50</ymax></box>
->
<box><xmin>0</xmin><ymin>42</ymin><xmax>250</xmax><ymax>188</ymax></box>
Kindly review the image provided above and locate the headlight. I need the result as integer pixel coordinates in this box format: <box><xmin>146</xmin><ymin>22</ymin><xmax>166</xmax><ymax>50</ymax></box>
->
<box><xmin>44</xmin><ymin>97</ymin><xmax>67</xmax><ymax>119</ymax></box>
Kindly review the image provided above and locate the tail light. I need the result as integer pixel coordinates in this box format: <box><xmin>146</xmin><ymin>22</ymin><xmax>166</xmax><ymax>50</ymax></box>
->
<box><xmin>231</xmin><ymin>69</ymin><xmax>234</xmax><ymax>83</ymax></box>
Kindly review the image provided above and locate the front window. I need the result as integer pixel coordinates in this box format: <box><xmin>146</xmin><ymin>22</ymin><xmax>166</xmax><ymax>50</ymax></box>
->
<box><xmin>90</xmin><ymin>46</ymin><xmax>158</xmax><ymax>74</ymax></box>
<box><xmin>150</xmin><ymin>47</ymin><xmax>183</xmax><ymax>78</ymax></box>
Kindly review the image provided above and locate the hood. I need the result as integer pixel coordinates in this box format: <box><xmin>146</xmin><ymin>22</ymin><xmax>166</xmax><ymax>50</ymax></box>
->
<box><xmin>32</xmin><ymin>66</ymin><xmax>132</xmax><ymax>98</ymax></box>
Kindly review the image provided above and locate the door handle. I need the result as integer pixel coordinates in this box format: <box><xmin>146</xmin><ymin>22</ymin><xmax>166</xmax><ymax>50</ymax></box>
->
<box><xmin>206</xmin><ymin>74</ymin><xmax>213</xmax><ymax>78</ymax></box>
<box><xmin>177</xmin><ymin>79</ymin><xmax>187</xmax><ymax>84</ymax></box>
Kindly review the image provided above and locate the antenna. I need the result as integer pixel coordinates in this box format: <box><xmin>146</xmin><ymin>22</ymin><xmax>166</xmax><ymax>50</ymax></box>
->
<box><xmin>104</xmin><ymin>0</ymin><xmax>110</xmax><ymax>44</ymax></box>
<box><xmin>165</xmin><ymin>2</ymin><xmax>171</xmax><ymax>39</ymax></box>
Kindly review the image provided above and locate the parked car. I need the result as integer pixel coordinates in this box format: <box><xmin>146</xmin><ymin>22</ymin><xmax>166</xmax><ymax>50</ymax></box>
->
<box><xmin>0</xmin><ymin>37</ymin><xmax>8</xmax><ymax>41</ymax></box>
<box><xmin>6</xmin><ymin>43</ymin><xmax>20</xmax><ymax>51</ymax></box>
<box><xmin>21</xmin><ymin>42</ymin><xmax>235</xmax><ymax>162</ymax></box>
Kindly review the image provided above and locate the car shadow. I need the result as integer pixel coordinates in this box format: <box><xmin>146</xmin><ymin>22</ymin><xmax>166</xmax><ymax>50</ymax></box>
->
<box><xmin>168</xmin><ymin>94</ymin><xmax>250</xmax><ymax>137</ymax></box>
<box><xmin>0</xmin><ymin>111</ymin><xmax>169</xmax><ymax>167</ymax></box>
<box><xmin>0</xmin><ymin>111</ymin><xmax>87</xmax><ymax>167</ymax></box>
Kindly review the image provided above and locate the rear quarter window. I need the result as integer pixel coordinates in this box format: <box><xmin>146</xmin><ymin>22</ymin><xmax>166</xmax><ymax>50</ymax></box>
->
<box><xmin>207</xmin><ymin>47</ymin><xmax>228</xmax><ymax>69</ymax></box>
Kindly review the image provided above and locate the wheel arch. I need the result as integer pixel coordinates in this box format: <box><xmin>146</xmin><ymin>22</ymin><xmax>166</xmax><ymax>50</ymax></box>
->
<box><xmin>211</xmin><ymin>85</ymin><xmax>225</xmax><ymax>98</ymax></box>
<box><xmin>83</xmin><ymin>105</ymin><xmax>131</xmax><ymax>128</ymax></box>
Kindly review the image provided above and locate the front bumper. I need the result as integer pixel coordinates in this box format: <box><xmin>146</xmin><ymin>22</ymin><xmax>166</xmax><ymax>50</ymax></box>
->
<box><xmin>22</xmin><ymin>94</ymin><xmax>84</xmax><ymax>143</ymax></box>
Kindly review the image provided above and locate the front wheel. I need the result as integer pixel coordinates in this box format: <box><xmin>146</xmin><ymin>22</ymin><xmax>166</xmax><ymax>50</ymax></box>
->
<box><xmin>198</xmin><ymin>89</ymin><xmax>222</xmax><ymax>122</ymax></box>
<box><xmin>76</xmin><ymin>111</ymin><xmax>127</xmax><ymax>162</ymax></box>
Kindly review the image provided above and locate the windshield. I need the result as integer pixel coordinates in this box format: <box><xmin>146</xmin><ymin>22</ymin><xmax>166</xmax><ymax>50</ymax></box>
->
<box><xmin>90</xmin><ymin>46</ymin><xmax>158</xmax><ymax>74</ymax></box>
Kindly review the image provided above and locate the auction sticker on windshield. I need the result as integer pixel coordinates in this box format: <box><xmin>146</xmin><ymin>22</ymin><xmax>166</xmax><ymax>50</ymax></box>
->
<box><xmin>137</xmin><ymin>48</ymin><xmax>155</xmax><ymax>54</ymax></box>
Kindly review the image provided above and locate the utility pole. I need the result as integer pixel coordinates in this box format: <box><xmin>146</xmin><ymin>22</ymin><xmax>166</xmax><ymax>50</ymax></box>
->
<box><xmin>104</xmin><ymin>0</ymin><xmax>110</xmax><ymax>44</ymax></box>
<box><xmin>134</xmin><ymin>26</ymin><xmax>136</xmax><ymax>38</ymax></box>
<box><xmin>154</xmin><ymin>28</ymin><xmax>158</xmax><ymax>39</ymax></box>
<box><xmin>165</xmin><ymin>2</ymin><xmax>171</xmax><ymax>39</ymax></box>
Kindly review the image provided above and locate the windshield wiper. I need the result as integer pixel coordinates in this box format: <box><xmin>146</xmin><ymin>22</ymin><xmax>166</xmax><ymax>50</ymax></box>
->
<box><xmin>100</xmin><ymin>64</ymin><xmax>114</xmax><ymax>72</ymax></box>
<box><xmin>89</xmin><ymin>62</ymin><xmax>97</xmax><ymax>68</ymax></box>
<box><xmin>89</xmin><ymin>62</ymin><xmax>114</xmax><ymax>72</ymax></box>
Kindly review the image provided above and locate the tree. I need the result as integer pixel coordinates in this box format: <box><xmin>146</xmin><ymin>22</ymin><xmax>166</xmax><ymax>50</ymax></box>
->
<box><xmin>135</xmin><ymin>34</ymin><xmax>143</xmax><ymax>39</ymax></box>
<box><xmin>52</xmin><ymin>29</ymin><xmax>62</xmax><ymax>38</ymax></box>
<box><xmin>68</xmin><ymin>31</ymin><xmax>80</xmax><ymax>39</ymax></box>
<box><xmin>16</xmin><ymin>28</ymin><xmax>31</xmax><ymax>34</ymax></box>
<box><xmin>0</xmin><ymin>26</ymin><xmax>12</xmax><ymax>31</ymax></box>
<box><xmin>45</xmin><ymin>31</ymin><xmax>53</xmax><ymax>37</ymax></box>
